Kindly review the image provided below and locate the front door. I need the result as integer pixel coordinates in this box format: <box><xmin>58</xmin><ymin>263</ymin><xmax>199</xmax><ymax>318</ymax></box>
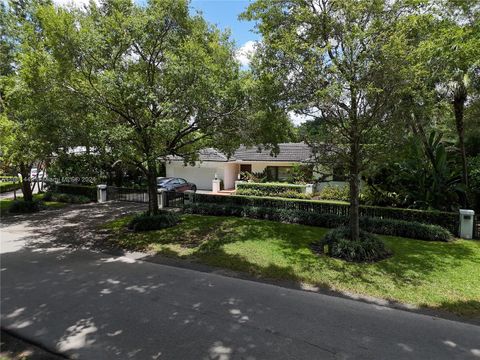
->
<box><xmin>240</xmin><ymin>164</ymin><xmax>252</xmax><ymax>173</ymax></box>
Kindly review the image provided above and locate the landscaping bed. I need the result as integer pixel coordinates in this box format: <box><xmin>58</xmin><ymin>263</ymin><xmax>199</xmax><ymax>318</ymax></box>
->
<box><xmin>0</xmin><ymin>193</ymin><xmax>66</xmax><ymax>215</ymax></box>
<box><xmin>0</xmin><ymin>181</ymin><xmax>21</xmax><ymax>193</ymax></box>
<box><xmin>104</xmin><ymin>213</ymin><xmax>480</xmax><ymax>317</ymax></box>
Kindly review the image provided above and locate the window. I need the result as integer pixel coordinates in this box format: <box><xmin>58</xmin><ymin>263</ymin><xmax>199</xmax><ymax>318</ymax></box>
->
<box><xmin>266</xmin><ymin>166</ymin><xmax>293</xmax><ymax>181</ymax></box>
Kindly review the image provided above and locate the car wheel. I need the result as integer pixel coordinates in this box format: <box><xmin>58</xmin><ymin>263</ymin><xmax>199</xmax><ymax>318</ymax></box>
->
<box><xmin>191</xmin><ymin>185</ymin><xmax>197</xmax><ymax>192</ymax></box>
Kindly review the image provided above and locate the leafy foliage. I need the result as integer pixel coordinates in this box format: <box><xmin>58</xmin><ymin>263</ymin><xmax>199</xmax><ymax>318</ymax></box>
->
<box><xmin>42</xmin><ymin>192</ymin><xmax>91</xmax><ymax>204</ymax></box>
<box><xmin>364</xmin><ymin>132</ymin><xmax>464</xmax><ymax>211</ymax></box>
<box><xmin>236</xmin><ymin>188</ymin><xmax>312</xmax><ymax>199</ymax></box>
<box><xmin>128</xmin><ymin>211</ymin><xmax>180</xmax><ymax>232</ymax></box>
<box><xmin>236</xmin><ymin>182</ymin><xmax>305</xmax><ymax>195</ymax></box>
<box><xmin>316</xmin><ymin>227</ymin><xmax>390</xmax><ymax>263</ymax></box>
<box><xmin>317</xmin><ymin>185</ymin><xmax>350</xmax><ymax>202</ymax></box>
<box><xmin>49</xmin><ymin>184</ymin><xmax>97</xmax><ymax>201</ymax></box>
<box><xmin>8</xmin><ymin>199</ymin><xmax>41</xmax><ymax>213</ymax></box>
<box><xmin>192</xmin><ymin>193</ymin><xmax>458</xmax><ymax>234</ymax></box>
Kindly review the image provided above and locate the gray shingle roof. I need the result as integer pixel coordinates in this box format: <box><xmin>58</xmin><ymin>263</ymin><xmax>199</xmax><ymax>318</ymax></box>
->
<box><xmin>198</xmin><ymin>148</ymin><xmax>230</xmax><ymax>162</ymax></box>
<box><xmin>169</xmin><ymin>143</ymin><xmax>312</xmax><ymax>162</ymax></box>
<box><xmin>233</xmin><ymin>143</ymin><xmax>312</xmax><ymax>162</ymax></box>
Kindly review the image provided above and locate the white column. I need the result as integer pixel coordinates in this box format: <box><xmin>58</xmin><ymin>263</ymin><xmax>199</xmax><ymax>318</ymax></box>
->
<box><xmin>157</xmin><ymin>189</ymin><xmax>167</xmax><ymax>209</ymax></box>
<box><xmin>97</xmin><ymin>184</ymin><xmax>107</xmax><ymax>203</ymax></box>
<box><xmin>212</xmin><ymin>179</ymin><xmax>221</xmax><ymax>193</ymax></box>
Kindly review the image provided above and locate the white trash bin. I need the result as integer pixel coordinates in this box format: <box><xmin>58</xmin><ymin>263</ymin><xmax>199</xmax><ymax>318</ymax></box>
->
<box><xmin>459</xmin><ymin>209</ymin><xmax>475</xmax><ymax>239</ymax></box>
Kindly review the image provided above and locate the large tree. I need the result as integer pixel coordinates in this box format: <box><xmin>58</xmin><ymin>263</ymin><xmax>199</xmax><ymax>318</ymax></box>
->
<box><xmin>41</xmin><ymin>0</ymin><xmax>246</xmax><ymax>214</ymax></box>
<box><xmin>381</xmin><ymin>0</ymin><xmax>480</xmax><ymax>207</ymax></box>
<box><xmin>243</xmin><ymin>0</ymin><xmax>403</xmax><ymax>240</ymax></box>
<box><xmin>0</xmin><ymin>0</ymin><xmax>67</xmax><ymax>201</ymax></box>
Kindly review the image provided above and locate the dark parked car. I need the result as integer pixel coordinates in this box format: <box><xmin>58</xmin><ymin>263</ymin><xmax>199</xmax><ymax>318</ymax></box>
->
<box><xmin>157</xmin><ymin>177</ymin><xmax>197</xmax><ymax>192</ymax></box>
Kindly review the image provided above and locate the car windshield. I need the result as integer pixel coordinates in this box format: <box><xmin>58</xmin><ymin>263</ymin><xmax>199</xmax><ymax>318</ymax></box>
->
<box><xmin>157</xmin><ymin>178</ymin><xmax>172</xmax><ymax>185</ymax></box>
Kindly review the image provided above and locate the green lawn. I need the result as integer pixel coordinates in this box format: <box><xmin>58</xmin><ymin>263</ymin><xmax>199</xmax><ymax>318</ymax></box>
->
<box><xmin>0</xmin><ymin>193</ymin><xmax>66</xmax><ymax>214</ymax></box>
<box><xmin>104</xmin><ymin>214</ymin><xmax>480</xmax><ymax>317</ymax></box>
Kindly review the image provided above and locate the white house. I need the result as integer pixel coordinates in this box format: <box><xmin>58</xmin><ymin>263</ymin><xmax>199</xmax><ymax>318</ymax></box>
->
<box><xmin>166</xmin><ymin>142</ymin><xmax>330</xmax><ymax>191</ymax></box>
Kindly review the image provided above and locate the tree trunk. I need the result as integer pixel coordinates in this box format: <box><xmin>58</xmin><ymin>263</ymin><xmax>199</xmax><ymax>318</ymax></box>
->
<box><xmin>453</xmin><ymin>91</ymin><xmax>469</xmax><ymax>207</ymax></box>
<box><xmin>349</xmin><ymin>137</ymin><xmax>361</xmax><ymax>241</ymax></box>
<box><xmin>147</xmin><ymin>159</ymin><xmax>159</xmax><ymax>215</ymax></box>
<box><xmin>19</xmin><ymin>164</ymin><xmax>33</xmax><ymax>202</ymax></box>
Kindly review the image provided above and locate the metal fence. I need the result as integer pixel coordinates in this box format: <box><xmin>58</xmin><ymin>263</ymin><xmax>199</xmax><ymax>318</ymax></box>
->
<box><xmin>165</xmin><ymin>191</ymin><xmax>185</xmax><ymax>208</ymax></box>
<box><xmin>107</xmin><ymin>186</ymin><xmax>149</xmax><ymax>203</ymax></box>
<box><xmin>474</xmin><ymin>215</ymin><xmax>480</xmax><ymax>239</ymax></box>
<box><xmin>106</xmin><ymin>186</ymin><xmax>186</xmax><ymax>208</ymax></box>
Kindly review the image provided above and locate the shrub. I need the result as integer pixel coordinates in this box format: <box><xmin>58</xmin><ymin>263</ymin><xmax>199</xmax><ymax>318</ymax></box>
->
<box><xmin>0</xmin><ymin>181</ymin><xmax>22</xmax><ymax>193</ymax></box>
<box><xmin>191</xmin><ymin>193</ymin><xmax>459</xmax><ymax>234</ymax></box>
<box><xmin>236</xmin><ymin>188</ymin><xmax>312</xmax><ymax>199</ymax></box>
<box><xmin>51</xmin><ymin>184</ymin><xmax>97</xmax><ymax>201</ymax></box>
<box><xmin>128</xmin><ymin>211</ymin><xmax>180</xmax><ymax>231</ymax></box>
<box><xmin>183</xmin><ymin>203</ymin><xmax>453</xmax><ymax>241</ymax></box>
<box><xmin>9</xmin><ymin>200</ymin><xmax>42</xmax><ymax>214</ymax></box>
<box><xmin>316</xmin><ymin>227</ymin><xmax>391</xmax><ymax>262</ymax></box>
<box><xmin>359</xmin><ymin>217</ymin><xmax>452</xmax><ymax>241</ymax></box>
<box><xmin>43</xmin><ymin>192</ymin><xmax>91</xmax><ymax>204</ymax></box>
<box><xmin>236</xmin><ymin>182</ymin><xmax>306</xmax><ymax>196</ymax></box>
<box><xmin>318</xmin><ymin>185</ymin><xmax>350</xmax><ymax>202</ymax></box>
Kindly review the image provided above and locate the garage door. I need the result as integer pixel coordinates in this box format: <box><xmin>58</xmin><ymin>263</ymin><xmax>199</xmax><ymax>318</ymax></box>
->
<box><xmin>171</xmin><ymin>167</ymin><xmax>217</xmax><ymax>190</ymax></box>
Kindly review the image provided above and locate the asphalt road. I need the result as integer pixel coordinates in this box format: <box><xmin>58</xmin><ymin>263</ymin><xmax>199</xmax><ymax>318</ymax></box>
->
<box><xmin>1</xmin><ymin>203</ymin><xmax>480</xmax><ymax>359</ymax></box>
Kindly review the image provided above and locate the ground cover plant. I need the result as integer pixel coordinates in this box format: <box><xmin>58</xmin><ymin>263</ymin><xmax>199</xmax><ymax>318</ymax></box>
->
<box><xmin>315</xmin><ymin>227</ymin><xmax>391</xmax><ymax>262</ymax></box>
<box><xmin>0</xmin><ymin>193</ymin><xmax>65</xmax><ymax>215</ymax></box>
<box><xmin>104</xmin><ymin>214</ymin><xmax>480</xmax><ymax>317</ymax></box>
<box><xmin>128</xmin><ymin>211</ymin><xmax>180</xmax><ymax>232</ymax></box>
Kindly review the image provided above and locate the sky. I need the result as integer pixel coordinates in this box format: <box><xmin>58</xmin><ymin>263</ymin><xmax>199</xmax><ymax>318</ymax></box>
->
<box><xmin>52</xmin><ymin>0</ymin><xmax>259</xmax><ymax>67</ymax></box>
<box><xmin>190</xmin><ymin>0</ymin><xmax>259</xmax><ymax>67</ymax></box>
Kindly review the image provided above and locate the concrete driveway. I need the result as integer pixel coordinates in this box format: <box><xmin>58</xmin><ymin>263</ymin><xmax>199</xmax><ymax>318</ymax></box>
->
<box><xmin>1</xmin><ymin>203</ymin><xmax>480</xmax><ymax>359</ymax></box>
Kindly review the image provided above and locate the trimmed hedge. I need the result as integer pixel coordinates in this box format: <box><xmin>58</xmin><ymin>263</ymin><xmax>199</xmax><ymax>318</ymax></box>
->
<box><xmin>236</xmin><ymin>188</ymin><xmax>312</xmax><ymax>199</ymax></box>
<box><xmin>128</xmin><ymin>211</ymin><xmax>180</xmax><ymax>231</ymax></box>
<box><xmin>43</xmin><ymin>192</ymin><xmax>91</xmax><ymax>204</ymax></box>
<box><xmin>191</xmin><ymin>193</ymin><xmax>459</xmax><ymax>235</ymax></box>
<box><xmin>51</xmin><ymin>184</ymin><xmax>97</xmax><ymax>201</ymax></box>
<box><xmin>236</xmin><ymin>182</ymin><xmax>306</xmax><ymax>196</ymax></box>
<box><xmin>183</xmin><ymin>203</ymin><xmax>453</xmax><ymax>241</ymax></box>
<box><xmin>0</xmin><ymin>182</ymin><xmax>21</xmax><ymax>193</ymax></box>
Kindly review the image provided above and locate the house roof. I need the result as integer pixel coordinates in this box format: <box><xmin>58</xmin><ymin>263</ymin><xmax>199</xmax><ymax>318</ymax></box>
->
<box><xmin>233</xmin><ymin>143</ymin><xmax>312</xmax><ymax>162</ymax></box>
<box><xmin>197</xmin><ymin>148</ymin><xmax>231</xmax><ymax>162</ymax></box>
<box><xmin>169</xmin><ymin>143</ymin><xmax>312</xmax><ymax>163</ymax></box>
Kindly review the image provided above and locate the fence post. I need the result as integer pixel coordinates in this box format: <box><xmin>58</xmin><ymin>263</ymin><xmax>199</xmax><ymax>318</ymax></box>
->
<box><xmin>158</xmin><ymin>189</ymin><xmax>167</xmax><ymax>209</ymax></box>
<box><xmin>212</xmin><ymin>179</ymin><xmax>221</xmax><ymax>193</ymax></box>
<box><xmin>459</xmin><ymin>209</ymin><xmax>475</xmax><ymax>239</ymax></box>
<box><xmin>305</xmin><ymin>184</ymin><xmax>314</xmax><ymax>195</ymax></box>
<box><xmin>184</xmin><ymin>190</ymin><xmax>195</xmax><ymax>205</ymax></box>
<box><xmin>97</xmin><ymin>184</ymin><xmax>107</xmax><ymax>203</ymax></box>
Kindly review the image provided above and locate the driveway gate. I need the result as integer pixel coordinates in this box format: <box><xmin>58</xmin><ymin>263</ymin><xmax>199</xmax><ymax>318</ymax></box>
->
<box><xmin>165</xmin><ymin>191</ymin><xmax>185</xmax><ymax>208</ymax></box>
<box><xmin>106</xmin><ymin>186</ymin><xmax>149</xmax><ymax>203</ymax></box>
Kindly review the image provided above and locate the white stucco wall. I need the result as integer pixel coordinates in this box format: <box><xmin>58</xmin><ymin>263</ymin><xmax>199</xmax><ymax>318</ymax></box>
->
<box><xmin>223</xmin><ymin>163</ymin><xmax>239</xmax><ymax>189</ymax></box>
<box><xmin>166</xmin><ymin>161</ymin><xmax>226</xmax><ymax>190</ymax></box>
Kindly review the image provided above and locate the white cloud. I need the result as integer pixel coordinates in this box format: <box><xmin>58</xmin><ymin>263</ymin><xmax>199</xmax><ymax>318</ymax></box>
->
<box><xmin>53</xmin><ymin>0</ymin><xmax>99</xmax><ymax>9</ymax></box>
<box><xmin>235</xmin><ymin>40</ymin><xmax>257</xmax><ymax>67</ymax></box>
<box><xmin>288</xmin><ymin>111</ymin><xmax>310</xmax><ymax>126</ymax></box>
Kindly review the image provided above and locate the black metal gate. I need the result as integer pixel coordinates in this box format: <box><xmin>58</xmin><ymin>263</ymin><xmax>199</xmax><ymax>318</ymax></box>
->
<box><xmin>474</xmin><ymin>214</ymin><xmax>480</xmax><ymax>240</ymax></box>
<box><xmin>107</xmin><ymin>187</ymin><xmax>149</xmax><ymax>203</ymax></box>
<box><xmin>165</xmin><ymin>191</ymin><xmax>184</xmax><ymax>208</ymax></box>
